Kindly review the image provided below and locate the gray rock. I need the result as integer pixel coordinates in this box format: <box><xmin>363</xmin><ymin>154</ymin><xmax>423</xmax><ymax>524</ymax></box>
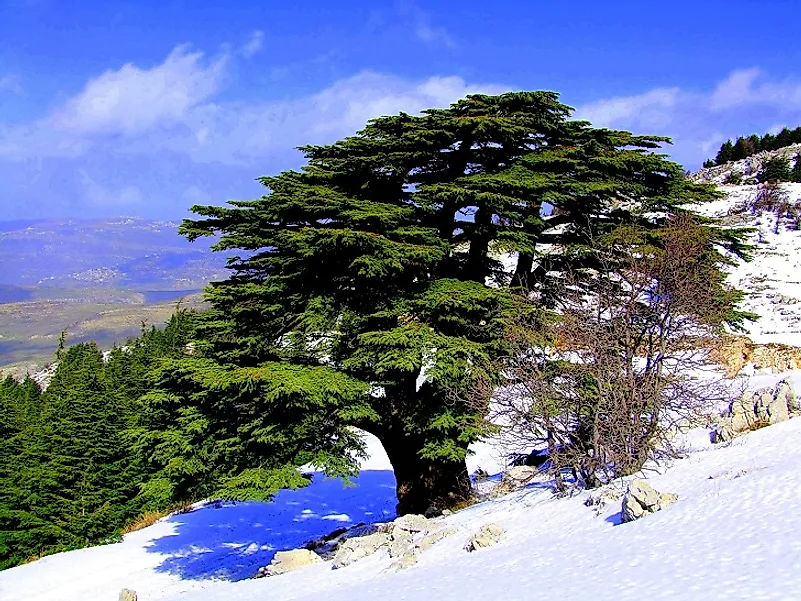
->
<box><xmin>418</xmin><ymin>527</ymin><xmax>456</xmax><ymax>552</ymax></box>
<box><xmin>776</xmin><ymin>379</ymin><xmax>798</xmax><ymax>412</ymax></box>
<box><xmin>390</xmin><ymin>551</ymin><xmax>419</xmax><ymax>571</ymax></box>
<box><xmin>464</xmin><ymin>523</ymin><xmax>505</xmax><ymax>552</ymax></box>
<box><xmin>392</xmin><ymin>514</ymin><xmax>431</xmax><ymax>534</ymax></box>
<box><xmin>621</xmin><ymin>480</ymin><xmax>678</xmax><ymax>523</ymax></box>
<box><xmin>119</xmin><ymin>590</ymin><xmax>137</xmax><ymax>601</ymax></box>
<box><xmin>332</xmin><ymin>532</ymin><xmax>390</xmax><ymax>569</ymax></box>
<box><xmin>263</xmin><ymin>549</ymin><xmax>323</xmax><ymax>576</ymax></box>
<box><xmin>388</xmin><ymin>530</ymin><xmax>414</xmax><ymax>559</ymax></box>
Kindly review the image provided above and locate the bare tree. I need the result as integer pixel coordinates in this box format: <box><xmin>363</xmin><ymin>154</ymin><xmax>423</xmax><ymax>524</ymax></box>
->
<box><xmin>469</xmin><ymin>215</ymin><xmax>737</xmax><ymax>491</ymax></box>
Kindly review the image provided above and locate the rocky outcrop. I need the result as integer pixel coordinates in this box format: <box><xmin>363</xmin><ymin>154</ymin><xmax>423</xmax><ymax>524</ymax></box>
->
<box><xmin>332</xmin><ymin>532</ymin><xmax>392</xmax><ymax>569</ymax></box>
<box><xmin>710</xmin><ymin>336</ymin><xmax>801</xmax><ymax>378</ymax></box>
<box><xmin>256</xmin><ymin>549</ymin><xmax>323</xmax><ymax>577</ymax></box>
<box><xmin>464</xmin><ymin>523</ymin><xmax>505</xmax><ymax>552</ymax></box>
<box><xmin>713</xmin><ymin>379</ymin><xmax>796</xmax><ymax>443</ymax></box>
<box><xmin>118</xmin><ymin>590</ymin><xmax>137</xmax><ymax>601</ymax></box>
<box><xmin>621</xmin><ymin>480</ymin><xmax>678</xmax><ymax>523</ymax></box>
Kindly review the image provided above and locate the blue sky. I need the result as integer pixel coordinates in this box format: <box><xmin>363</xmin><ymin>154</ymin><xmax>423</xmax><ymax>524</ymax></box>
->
<box><xmin>1</xmin><ymin>0</ymin><xmax>801</xmax><ymax>221</ymax></box>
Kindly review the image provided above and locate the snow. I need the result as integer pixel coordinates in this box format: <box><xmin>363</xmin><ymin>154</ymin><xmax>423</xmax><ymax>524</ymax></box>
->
<box><xmin>692</xmin><ymin>182</ymin><xmax>801</xmax><ymax>346</ymax></box>
<box><xmin>4</xmin><ymin>372</ymin><xmax>801</xmax><ymax>601</ymax></box>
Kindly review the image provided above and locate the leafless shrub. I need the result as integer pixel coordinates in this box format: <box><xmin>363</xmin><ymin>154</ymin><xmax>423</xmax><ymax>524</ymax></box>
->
<box><xmin>750</xmin><ymin>182</ymin><xmax>800</xmax><ymax>233</ymax></box>
<box><xmin>468</xmin><ymin>215</ymin><xmax>736</xmax><ymax>492</ymax></box>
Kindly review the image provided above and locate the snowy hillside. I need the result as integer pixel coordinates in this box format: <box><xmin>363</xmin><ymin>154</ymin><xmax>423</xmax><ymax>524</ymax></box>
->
<box><xmin>3</xmin><ymin>372</ymin><xmax>801</xmax><ymax>601</ymax></box>
<box><xmin>692</xmin><ymin>182</ymin><xmax>801</xmax><ymax>346</ymax></box>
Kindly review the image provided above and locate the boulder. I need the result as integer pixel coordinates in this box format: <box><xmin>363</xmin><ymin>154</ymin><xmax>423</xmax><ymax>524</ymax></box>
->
<box><xmin>775</xmin><ymin>378</ymin><xmax>798</xmax><ymax>412</ymax></box>
<box><xmin>392</xmin><ymin>514</ymin><xmax>431</xmax><ymax>534</ymax></box>
<box><xmin>464</xmin><ymin>523</ymin><xmax>505</xmax><ymax>552</ymax></box>
<box><xmin>332</xmin><ymin>532</ymin><xmax>390</xmax><ymax>569</ymax></box>
<box><xmin>621</xmin><ymin>480</ymin><xmax>678</xmax><ymax>523</ymax></box>
<box><xmin>495</xmin><ymin>465</ymin><xmax>538</xmax><ymax>494</ymax></box>
<box><xmin>418</xmin><ymin>527</ymin><xmax>455</xmax><ymax>552</ymax></box>
<box><xmin>262</xmin><ymin>549</ymin><xmax>323</xmax><ymax>577</ymax></box>
<box><xmin>713</xmin><ymin>380</ymin><xmax>795</xmax><ymax>443</ymax></box>
<box><xmin>118</xmin><ymin>590</ymin><xmax>137</xmax><ymax>601</ymax></box>
<box><xmin>390</xmin><ymin>551</ymin><xmax>419</xmax><ymax>571</ymax></box>
<box><xmin>388</xmin><ymin>530</ymin><xmax>414</xmax><ymax>559</ymax></box>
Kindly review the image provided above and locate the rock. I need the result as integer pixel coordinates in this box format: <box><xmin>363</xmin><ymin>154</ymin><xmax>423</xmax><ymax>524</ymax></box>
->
<box><xmin>755</xmin><ymin>387</ymin><xmax>790</xmax><ymax>425</ymax></box>
<box><xmin>388</xmin><ymin>530</ymin><xmax>414</xmax><ymax>559</ymax></box>
<box><xmin>464</xmin><ymin>523</ymin><xmax>505</xmax><ymax>552</ymax></box>
<box><xmin>621</xmin><ymin>480</ymin><xmax>678</xmax><ymax>523</ymax></box>
<box><xmin>118</xmin><ymin>590</ymin><xmax>137</xmax><ymax>601</ymax></box>
<box><xmin>390</xmin><ymin>551</ymin><xmax>419</xmax><ymax>571</ymax></box>
<box><xmin>418</xmin><ymin>527</ymin><xmax>455</xmax><ymax>552</ymax></box>
<box><xmin>392</xmin><ymin>514</ymin><xmax>431</xmax><ymax>534</ymax></box>
<box><xmin>263</xmin><ymin>549</ymin><xmax>323</xmax><ymax>576</ymax></box>
<box><xmin>584</xmin><ymin>488</ymin><xmax>622</xmax><ymax>514</ymax></box>
<box><xmin>775</xmin><ymin>378</ymin><xmax>798</xmax><ymax>412</ymax></box>
<box><xmin>713</xmin><ymin>379</ymin><xmax>795</xmax><ymax>444</ymax></box>
<box><xmin>495</xmin><ymin>465</ymin><xmax>538</xmax><ymax>494</ymax></box>
<box><xmin>441</xmin><ymin>509</ymin><xmax>453</xmax><ymax>517</ymax></box>
<box><xmin>332</xmin><ymin>532</ymin><xmax>390</xmax><ymax>569</ymax></box>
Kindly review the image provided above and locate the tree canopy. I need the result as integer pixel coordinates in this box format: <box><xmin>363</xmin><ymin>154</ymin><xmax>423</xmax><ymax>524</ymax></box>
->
<box><xmin>153</xmin><ymin>90</ymin><xmax>748</xmax><ymax>515</ymax></box>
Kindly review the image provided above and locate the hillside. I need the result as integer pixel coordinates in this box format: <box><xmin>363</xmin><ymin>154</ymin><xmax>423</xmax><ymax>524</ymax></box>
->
<box><xmin>1</xmin><ymin>372</ymin><xmax>799</xmax><ymax>601</ymax></box>
<box><xmin>0</xmin><ymin>218</ymin><xmax>226</xmax><ymax>370</ymax></box>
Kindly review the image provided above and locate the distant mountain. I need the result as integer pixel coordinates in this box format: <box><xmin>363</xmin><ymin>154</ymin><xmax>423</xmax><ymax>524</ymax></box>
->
<box><xmin>0</xmin><ymin>217</ymin><xmax>229</xmax><ymax>293</ymax></box>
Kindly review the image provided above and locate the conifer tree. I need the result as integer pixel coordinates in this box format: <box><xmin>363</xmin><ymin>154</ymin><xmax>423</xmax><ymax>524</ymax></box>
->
<box><xmin>792</xmin><ymin>154</ymin><xmax>801</xmax><ymax>183</ymax></box>
<box><xmin>716</xmin><ymin>140</ymin><xmax>735</xmax><ymax>164</ymax></box>
<box><xmin>159</xmin><ymin>91</ymin><xmax>747</xmax><ymax>514</ymax></box>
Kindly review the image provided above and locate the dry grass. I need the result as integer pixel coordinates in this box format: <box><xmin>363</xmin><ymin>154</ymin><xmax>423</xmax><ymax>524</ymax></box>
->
<box><xmin>120</xmin><ymin>503</ymin><xmax>194</xmax><ymax>535</ymax></box>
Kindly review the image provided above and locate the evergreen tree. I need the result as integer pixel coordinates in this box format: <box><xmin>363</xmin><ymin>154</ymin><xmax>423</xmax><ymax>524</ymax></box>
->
<box><xmin>156</xmin><ymin>91</ymin><xmax>748</xmax><ymax>515</ymax></box>
<box><xmin>775</xmin><ymin>127</ymin><xmax>793</xmax><ymax>149</ymax></box>
<box><xmin>759</xmin><ymin>156</ymin><xmax>792</xmax><ymax>182</ymax></box>
<box><xmin>791</xmin><ymin>154</ymin><xmax>801</xmax><ymax>183</ymax></box>
<box><xmin>702</xmin><ymin>159</ymin><xmax>715</xmax><ymax>169</ymax></box>
<box><xmin>731</xmin><ymin>137</ymin><xmax>749</xmax><ymax>161</ymax></box>
<box><xmin>716</xmin><ymin>140</ymin><xmax>735</xmax><ymax>164</ymax></box>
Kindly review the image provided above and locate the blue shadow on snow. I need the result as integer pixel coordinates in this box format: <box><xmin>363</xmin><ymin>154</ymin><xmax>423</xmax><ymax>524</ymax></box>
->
<box><xmin>146</xmin><ymin>470</ymin><xmax>397</xmax><ymax>581</ymax></box>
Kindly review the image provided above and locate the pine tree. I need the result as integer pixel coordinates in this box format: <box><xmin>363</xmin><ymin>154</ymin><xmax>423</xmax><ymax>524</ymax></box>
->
<box><xmin>703</xmin><ymin>159</ymin><xmax>715</xmax><ymax>169</ymax></box>
<box><xmin>716</xmin><ymin>140</ymin><xmax>735</xmax><ymax>164</ymax></box>
<box><xmin>759</xmin><ymin>156</ymin><xmax>792</xmax><ymax>182</ymax></box>
<box><xmin>791</xmin><ymin>154</ymin><xmax>801</xmax><ymax>183</ymax></box>
<box><xmin>157</xmin><ymin>91</ymin><xmax>749</xmax><ymax>515</ymax></box>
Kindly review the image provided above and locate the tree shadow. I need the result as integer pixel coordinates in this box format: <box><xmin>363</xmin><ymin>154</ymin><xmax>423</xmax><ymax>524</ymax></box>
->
<box><xmin>144</xmin><ymin>470</ymin><xmax>397</xmax><ymax>582</ymax></box>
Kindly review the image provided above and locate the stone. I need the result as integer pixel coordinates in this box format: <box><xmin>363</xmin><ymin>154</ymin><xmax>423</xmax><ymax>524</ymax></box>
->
<box><xmin>388</xmin><ymin>530</ymin><xmax>414</xmax><ymax>559</ymax></box>
<box><xmin>584</xmin><ymin>488</ymin><xmax>622</xmax><ymax>514</ymax></box>
<box><xmin>263</xmin><ymin>549</ymin><xmax>323</xmax><ymax>576</ymax></box>
<box><xmin>776</xmin><ymin>378</ymin><xmax>799</xmax><ymax>412</ymax></box>
<box><xmin>495</xmin><ymin>465</ymin><xmax>538</xmax><ymax>494</ymax></box>
<box><xmin>332</xmin><ymin>532</ymin><xmax>390</xmax><ymax>569</ymax></box>
<box><xmin>464</xmin><ymin>523</ymin><xmax>505</xmax><ymax>552</ymax></box>
<box><xmin>392</xmin><ymin>514</ymin><xmax>431</xmax><ymax>534</ymax></box>
<box><xmin>417</xmin><ymin>527</ymin><xmax>455</xmax><ymax>552</ymax></box>
<box><xmin>119</xmin><ymin>590</ymin><xmax>137</xmax><ymax>601</ymax></box>
<box><xmin>621</xmin><ymin>480</ymin><xmax>678</xmax><ymax>523</ymax></box>
<box><xmin>390</xmin><ymin>551</ymin><xmax>419</xmax><ymax>571</ymax></box>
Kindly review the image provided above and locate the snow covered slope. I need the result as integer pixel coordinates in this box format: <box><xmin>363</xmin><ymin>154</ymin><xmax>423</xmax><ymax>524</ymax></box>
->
<box><xmin>692</xmin><ymin>182</ymin><xmax>801</xmax><ymax>346</ymax></box>
<box><xmin>4</xmin><ymin>373</ymin><xmax>801</xmax><ymax>601</ymax></box>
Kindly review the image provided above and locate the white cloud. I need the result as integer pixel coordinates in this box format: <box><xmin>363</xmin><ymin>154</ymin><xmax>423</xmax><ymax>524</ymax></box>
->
<box><xmin>576</xmin><ymin>68</ymin><xmax>801</xmax><ymax>167</ymax></box>
<box><xmin>50</xmin><ymin>45</ymin><xmax>227</xmax><ymax>136</ymax></box>
<box><xmin>710</xmin><ymin>68</ymin><xmax>801</xmax><ymax>111</ymax></box>
<box><xmin>241</xmin><ymin>30</ymin><xmax>264</xmax><ymax>58</ymax></box>
<box><xmin>577</xmin><ymin>87</ymin><xmax>681</xmax><ymax>130</ymax></box>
